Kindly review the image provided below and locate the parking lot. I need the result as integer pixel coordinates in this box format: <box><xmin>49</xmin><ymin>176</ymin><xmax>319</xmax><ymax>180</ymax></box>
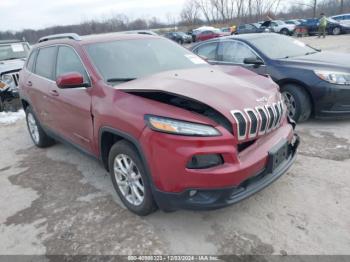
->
<box><xmin>0</xmin><ymin>35</ymin><xmax>350</xmax><ymax>256</ymax></box>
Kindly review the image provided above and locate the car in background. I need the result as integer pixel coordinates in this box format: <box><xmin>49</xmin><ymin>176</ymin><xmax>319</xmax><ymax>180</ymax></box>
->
<box><xmin>191</xmin><ymin>33</ymin><xmax>350</xmax><ymax>122</ymax></box>
<box><xmin>297</xmin><ymin>18</ymin><xmax>349</xmax><ymax>35</ymax></box>
<box><xmin>164</xmin><ymin>32</ymin><xmax>192</xmax><ymax>44</ymax></box>
<box><xmin>190</xmin><ymin>26</ymin><xmax>218</xmax><ymax>42</ymax></box>
<box><xmin>196</xmin><ymin>29</ymin><xmax>224</xmax><ymax>42</ymax></box>
<box><xmin>19</xmin><ymin>32</ymin><xmax>299</xmax><ymax>215</ymax></box>
<box><xmin>285</xmin><ymin>19</ymin><xmax>304</xmax><ymax>26</ymax></box>
<box><xmin>261</xmin><ymin>20</ymin><xmax>296</xmax><ymax>35</ymax></box>
<box><xmin>331</xmin><ymin>13</ymin><xmax>350</xmax><ymax>27</ymax></box>
<box><xmin>220</xmin><ymin>27</ymin><xmax>232</xmax><ymax>36</ymax></box>
<box><xmin>0</xmin><ymin>39</ymin><xmax>30</xmax><ymax>111</ymax></box>
<box><xmin>236</xmin><ymin>23</ymin><xmax>271</xmax><ymax>34</ymax></box>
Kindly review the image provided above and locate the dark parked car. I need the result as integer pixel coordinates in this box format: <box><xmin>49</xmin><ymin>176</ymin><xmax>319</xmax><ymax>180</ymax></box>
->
<box><xmin>191</xmin><ymin>33</ymin><xmax>350</xmax><ymax>122</ymax></box>
<box><xmin>0</xmin><ymin>40</ymin><xmax>30</xmax><ymax>111</ymax></box>
<box><xmin>164</xmin><ymin>32</ymin><xmax>192</xmax><ymax>44</ymax></box>
<box><xmin>19</xmin><ymin>33</ymin><xmax>298</xmax><ymax>215</ymax></box>
<box><xmin>196</xmin><ymin>30</ymin><xmax>224</xmax><ymax>42</ymax></box>
<box><xmin>297</xmin><ymin>18</ymin><xmax>349</xmax><ymax>35</ymax></box>
<box><xmin>236</xmin><ymin>23</ymin><xmax>270</xmax><ymax>34</ymax></box>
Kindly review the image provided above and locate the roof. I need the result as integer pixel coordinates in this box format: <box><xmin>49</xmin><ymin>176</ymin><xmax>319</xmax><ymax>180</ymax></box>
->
<box><xmin>35</xmin><ymin>32</ymin><xmax>160</xmax><ymax>48</ymax></box>
<box><xmin>223</xmin><ymin>33</ymin><xmax>279</xmax><ymax>41</ymax></box>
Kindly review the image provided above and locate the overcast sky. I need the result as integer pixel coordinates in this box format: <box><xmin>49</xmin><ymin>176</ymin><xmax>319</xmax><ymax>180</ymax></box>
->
<box><xmin>0</xmin><ymin>0</ymin><xmax>187</xmax><ymax>31</ymax></box>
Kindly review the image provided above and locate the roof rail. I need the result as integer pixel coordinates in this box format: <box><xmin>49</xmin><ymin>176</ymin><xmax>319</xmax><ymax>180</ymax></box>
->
<box><xmin>38</xmin><ymin>33</ymin><xmax>81</xmax><ymax>43</ymax></box>
<box><xmin>0</xmin><ymin>39</ymin><xmax>22</xmax><ymax>44</ymax></box>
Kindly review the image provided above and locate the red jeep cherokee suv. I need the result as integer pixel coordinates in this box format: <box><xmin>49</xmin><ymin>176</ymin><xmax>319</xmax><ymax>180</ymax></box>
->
<box><xmin>19</xmin><ymin>33</ymin><xmax>299</xmax><ymax>216</ymax></box>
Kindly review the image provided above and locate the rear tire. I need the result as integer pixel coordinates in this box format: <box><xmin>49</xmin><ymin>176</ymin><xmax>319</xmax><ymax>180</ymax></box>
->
<box><xmin>25</xmin><ymin>106</ymin><xmax>55</xmax><ymax>148</ymax></box>
<box><xmin>281</xmin><ymin>84</ymin><xmax>312</xmax><ymax>122</ymax></box>
<box><xmin>108</xmin><ymin>140</ymin><xmax>157</xmax><ymax>216</ymax></box>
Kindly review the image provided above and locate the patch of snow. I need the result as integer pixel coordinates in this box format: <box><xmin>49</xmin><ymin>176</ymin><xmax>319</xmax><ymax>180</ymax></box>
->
<box><xmin>0</xmin><ymin>110</ymin><xmax>25</xmax><ymax>125</ymax></box>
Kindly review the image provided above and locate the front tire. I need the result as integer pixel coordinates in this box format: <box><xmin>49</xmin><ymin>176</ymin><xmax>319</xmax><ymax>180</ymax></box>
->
<box><xmin>108</xmin><ymin>140</ymin><xmax>157</xmax><ymax>216</ymax></box>
<box><xmin>0</xmin><ymin>97</ymin><xmax>4</xmax><ymax>112</ymax></box>
<box><xmin>25</xmin><ymin>106</ymin><xmax>55</xmax><ymax>148</ymax></box>
<box><xmin>332</xmin><ymin>27</ymin><xmax>341</xmax><ymax>35</ymax></box>
<box><xmin>281</xmin><ymin>84</ymin><xmax>312</xmax><ymax>122</ymax></box>
<box><xmin>280</xmin><ymin>28</ymin><xmax>289</xmax><ymax>35</ymax></box>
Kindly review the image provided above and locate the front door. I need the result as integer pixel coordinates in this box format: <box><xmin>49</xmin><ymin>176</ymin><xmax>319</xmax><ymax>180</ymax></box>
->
<box><xmin>215</xmin><ymin>40</ymin><xmax>267</xmax><ymax>76</ymax></box>
<box><xmin>49</xmin><ymin>45</ymin><xmax>93</xmax><ymax>152</ymax></box>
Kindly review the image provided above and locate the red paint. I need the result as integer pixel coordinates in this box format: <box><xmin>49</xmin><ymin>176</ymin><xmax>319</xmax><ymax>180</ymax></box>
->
<box><xmin>19</xmin><ymin>34</ymin><xmax>295</xmax><ymax>194</ymax></box>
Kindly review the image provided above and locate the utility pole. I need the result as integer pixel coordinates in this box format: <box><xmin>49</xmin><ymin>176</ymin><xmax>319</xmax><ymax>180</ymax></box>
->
<box><xmin>313</xmin><ymin>0</ymin><xmax>317</xmax><ymax>18</ymax></box>
<box><xmin>340</xmin><ymin>0</ymin><xmax>344</xmax><ymax>13</ymax></box>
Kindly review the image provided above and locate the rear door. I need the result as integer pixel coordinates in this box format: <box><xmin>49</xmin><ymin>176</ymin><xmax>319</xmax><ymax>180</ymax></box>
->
<box><xmin>49</xmin><ymin>45</ymin><xmax>94</xmax><ymax>152</ymax></box>
<box><xmin>27</xmin><ymin>46</ymin><xmax>58</xmax><ymax>128</ymax></box>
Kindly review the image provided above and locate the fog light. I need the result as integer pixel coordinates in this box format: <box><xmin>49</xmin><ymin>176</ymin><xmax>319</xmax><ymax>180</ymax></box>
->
<box><xmin>187</xmin><ymin>154</ymin><xmax>223</xmax><ymax>169</ymax></box>
<box><xmin>189</xmin><ymin>190</ymin><xmax>197</xmax><ymax>197</ymax></box>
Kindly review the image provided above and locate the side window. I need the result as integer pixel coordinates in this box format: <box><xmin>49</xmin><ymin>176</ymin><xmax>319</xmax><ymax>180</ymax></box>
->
<box><xmin>56</xmin><ymin>46</ymin><xmax>89</xmax><ymax>82</ymax></box>
<box><xmin>218</xmin><ymin>41</ymin><xmax>257</xmax><ymax>64</ymax></box>
<box><xmin>193</xmin><ymin>42</ymin><xmax>218</xmax><ymax>61</ymax></box>
<box><xmin>246</xmin><ymin>24</ymin><xmax>253</xmax><ymax>30</ymax></box>
<box><xmin>26</xmin><ymin>49</ymin><xmax>37</xmax><ymax>72</ymax></box>
<box><xmin>239</xmin><ymin>25</ymin><xmax>246</xmax><ymax>30</ymax></box>
<box><xmin>345</xmin><ymin>15</ymin><xmax>350</xmax><ymax>20</ymax></box>
<box><xmin>35</xmin><ymin>46</ymin><xmax>57</xmax><ymax>80</ymax></box>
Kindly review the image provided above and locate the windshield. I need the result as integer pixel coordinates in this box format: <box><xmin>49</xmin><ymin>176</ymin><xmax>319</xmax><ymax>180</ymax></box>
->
<box><xmin>85</xmin><ymin>38</ymin><xmax>207</xmax><ymax>84</ymax></box>
<box><xmin>0</xmin><ymin>43</ymin><xmax>30</xmax><ymax>61</ymax></box>
<box><xmin>248</xmin><ymin>35</ymin><xmax>318</xmax><ymax>59</ymax></box>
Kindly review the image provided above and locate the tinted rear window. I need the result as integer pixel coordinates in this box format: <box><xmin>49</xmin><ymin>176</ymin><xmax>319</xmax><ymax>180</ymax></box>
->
<box><xmin>35</xmin><ymin>46</ymin><xmax>57</xmax><ymax>80</ymax></box>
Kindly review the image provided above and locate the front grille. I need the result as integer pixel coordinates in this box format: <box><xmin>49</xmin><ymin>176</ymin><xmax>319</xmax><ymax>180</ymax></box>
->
<box><xmin>230</xmin><ymin>99</ymin><xmax>285</xmax><ymax>141</ymax></box>
<box><xmin>11</xmin><ymin>72</ymin><xmax>20</xmax><ymax>86</ymax></box>
<box><xmin>232</xmin><ymin>111</ymin><xmax>247</xmax><ymax>139</ymax></box>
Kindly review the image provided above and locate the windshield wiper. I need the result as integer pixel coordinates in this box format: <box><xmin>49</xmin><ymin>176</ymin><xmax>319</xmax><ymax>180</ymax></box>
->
<box><xmin>107</xmin><ymin>78</ymin><xmax>136</xmax><ymax>83</ymax></box>
<box><xmin>304</xmin><ymin>51</ymin><xmax>319</xmax><ymax>56</ymax></box>
<box><xmin>4</xmin><ymin>57</ymin><xmax>21</xmax><ymax>61</ymax></box>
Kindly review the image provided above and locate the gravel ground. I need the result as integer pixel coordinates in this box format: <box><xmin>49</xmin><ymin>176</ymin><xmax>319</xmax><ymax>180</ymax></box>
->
<box><xmin>0</xmin><ymin>35</ymin><xmax>350</xmax><ymax>257</ymax></box>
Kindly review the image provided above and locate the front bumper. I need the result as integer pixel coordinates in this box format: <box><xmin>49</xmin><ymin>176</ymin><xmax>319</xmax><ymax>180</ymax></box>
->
<box><xmin>153</xmin><ymin>134</ymin><xmax>299</xmax><ymax>211</ymax></box>
<box><xmin>312</xmin><ymin>81</ymin><xmax>350</xmax><ymax>119</ymax></box>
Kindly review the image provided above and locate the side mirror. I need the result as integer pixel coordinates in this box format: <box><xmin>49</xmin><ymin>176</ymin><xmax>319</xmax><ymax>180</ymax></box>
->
<box><xmin>56</xmin><ymin>72</ymin><xmax>89</xmax><ymax>89</ymax></box>
<box><xmin>243</xmin><ymin>57</ymin><xmax>264</xmax><ymax>67</ymax></box>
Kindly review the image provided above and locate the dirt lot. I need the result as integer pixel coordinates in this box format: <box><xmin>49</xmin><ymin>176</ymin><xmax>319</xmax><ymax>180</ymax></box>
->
<box><xmin>0</xmin><ymin>35</ymin><xmax>350</xmax><ymax>256</ymax></box>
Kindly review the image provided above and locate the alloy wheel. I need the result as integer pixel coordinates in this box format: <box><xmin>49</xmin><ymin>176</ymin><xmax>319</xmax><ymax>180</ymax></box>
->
<box><xmin>113</xmin><ymin>154</ymin><xmax>145</xmax><ymax>206</ymax></box>
<box><xmin>282</xmin><ymin>91</ymin><xmax>297</xmax><ymax>119</ymax></box>
<box><xmin>27</xmin><ymin>113</ymin><xmax>40</xmax><ymax>144</ymax></box>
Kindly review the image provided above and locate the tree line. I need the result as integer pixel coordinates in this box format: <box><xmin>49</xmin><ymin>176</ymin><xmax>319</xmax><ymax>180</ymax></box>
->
<box><xmin>0</xmin><ymin>0</ymin><xmax>349</xmax><ymax>44</ymax></box>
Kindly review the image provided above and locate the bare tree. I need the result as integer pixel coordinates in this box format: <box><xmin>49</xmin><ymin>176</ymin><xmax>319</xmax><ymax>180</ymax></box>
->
<box><xmin>180</xmin><ymin>0</ymin><xmax>200</xmax><ymax>25</ymax></box>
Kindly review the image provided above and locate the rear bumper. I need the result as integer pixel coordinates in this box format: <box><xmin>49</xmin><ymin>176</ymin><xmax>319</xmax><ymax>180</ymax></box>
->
<box><xmin>153</xmin><ymin>134</ymin><xmax>299</xmax><ymax>211</ymax></box>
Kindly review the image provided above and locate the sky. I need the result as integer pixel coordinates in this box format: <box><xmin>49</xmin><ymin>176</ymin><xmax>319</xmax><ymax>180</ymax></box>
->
<box><xmin>0</xmin><ymin>0</ymin><xmax>187</xmax><ymax>31</ymax></box>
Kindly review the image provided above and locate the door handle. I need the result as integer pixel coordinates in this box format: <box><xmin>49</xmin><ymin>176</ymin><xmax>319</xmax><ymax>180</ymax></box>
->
<box><xmin>49</xmin><ymin>90</ymin><xmax>59</xmax><ymax>97</ymax></box>
<box><xmin>27</xmin><ymin>81</ymin><xmax>32</xmax><ymax>87</ymax></box>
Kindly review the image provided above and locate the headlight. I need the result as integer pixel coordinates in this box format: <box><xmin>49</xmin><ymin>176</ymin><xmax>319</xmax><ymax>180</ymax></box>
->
<box><xmin>1</xmin><ymin>74</ymin><xmax>16</xmax><ymax>90</ymax></box>
<box><xmin>0</xmin><ymin>81</ymin><xmax>8</xmax><ymax>90</ymax></box>
<box><xmin>145</xmin><ymin>115</ymin><xmax>221</xmax><ymax>136</ymax></box>
<box><xmin>314</xmin><ymin>70</ymin><xmax>350</xmax><ymax>85</ymax></box>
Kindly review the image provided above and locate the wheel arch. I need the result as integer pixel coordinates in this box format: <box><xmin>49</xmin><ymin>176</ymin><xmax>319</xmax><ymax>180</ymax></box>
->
<box><xmin>21</xmin><ymin>99</ymin><xmax>30</xmax><ymax>111</ymax></box>
<box><xmin>277</xmin><ymin>79</ymin><xmax>315</xmax><ymax>115</ymax></box>
<box><xmin>99</xmin><ymin>127</ymin><xmax>150</xmax><ymax>175</ymax></box>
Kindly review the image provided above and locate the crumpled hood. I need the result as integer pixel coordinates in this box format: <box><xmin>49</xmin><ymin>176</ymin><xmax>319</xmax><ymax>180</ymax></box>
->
<box><xmin>0</xmin><ymin>59</ymin><xmax>25</xmax><ymax>74</ymax></box>
<box><xmin>117</xmin><ymin>66</ymin><xmax>281</xmax><ymax>121</ymax></box>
